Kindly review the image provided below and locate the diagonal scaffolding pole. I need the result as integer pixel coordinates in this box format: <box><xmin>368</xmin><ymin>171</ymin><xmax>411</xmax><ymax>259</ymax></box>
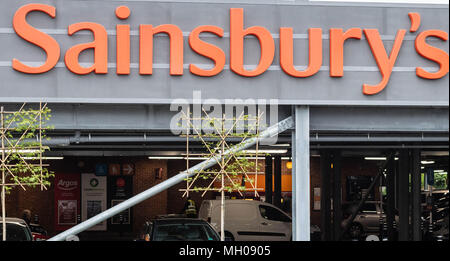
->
<box><xmin>48</xmin><ymin>116</ymin><xmax>294</xmax><ymax>241</ymax></box>
<box><xmin>339</xmin><ymin>153</ymin><xmax>394</xmax><ymax>240</ymax></box>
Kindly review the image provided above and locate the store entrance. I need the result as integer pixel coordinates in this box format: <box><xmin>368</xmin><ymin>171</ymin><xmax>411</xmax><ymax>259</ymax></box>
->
<box><xmin>315</xmin><ymin>149</ymin><xmax>448</xmax><ymax>241</ymax></box>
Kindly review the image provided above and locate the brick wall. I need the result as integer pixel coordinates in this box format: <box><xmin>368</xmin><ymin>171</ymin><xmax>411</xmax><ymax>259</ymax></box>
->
<box><xmin>132</xmin><ymin>159</ymin><xmax>168</xmax><ymax>232</ymax></box>
<box><xmin>166</xmin><ymin>159</ymin><xmax>215</xmax><ymax>215</ymax></box>
<box><xmin>4</xmin><ymin>183</ymin><xmax>54</xmax><ymax>233</ymax></box>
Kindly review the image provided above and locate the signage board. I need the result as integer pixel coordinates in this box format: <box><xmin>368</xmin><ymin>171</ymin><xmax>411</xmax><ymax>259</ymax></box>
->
<box><xmin>108</xmin><ymin>176</ymin><xmax>133</xmax><ymax>231</ymax></box>
<box><xmin>54</xmin><ymin>173</ymin><xmax>80</xmax><ymax>231</ymax></box>
<box><xmin>81</xmin><ymin>173</ymin><xmax>107</xmax><ymax>231</ymax></box>
<box><xmin>122</xmin><ymin>163</ymin><xmax>135</xmax><ymax>176</ymax></box>
<box><xmin>95</xmin><ymin>163</ymin><xmax>108</xmax><ymax>176</ymax></box>
<box><xmin>0</xmin><ymin>1</ymin><xmax>447</xmax><ymax>106</ymax></box>
<box><xmin>109</xmin><ymin>164</ymin><xmax>121</xmax><ymax>176</ymax></box>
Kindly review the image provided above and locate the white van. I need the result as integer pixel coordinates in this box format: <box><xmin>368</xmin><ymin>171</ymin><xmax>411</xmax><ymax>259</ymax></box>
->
<box><xmin>198</xmin><ymin>199</ymin><xmax>292</xmax><ymax>241</ymax></box>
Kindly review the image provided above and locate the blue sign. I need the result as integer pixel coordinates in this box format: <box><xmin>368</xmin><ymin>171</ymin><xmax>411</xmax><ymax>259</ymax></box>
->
<box><xmin>95</xmin><ymin>163</ymin><xmax>108</xmax><ymax>176</ymax></box>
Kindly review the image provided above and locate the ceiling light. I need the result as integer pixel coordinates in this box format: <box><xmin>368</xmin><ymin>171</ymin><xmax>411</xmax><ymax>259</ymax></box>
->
<box><xmin>22</xmin><ymin>156</ymin><xmax>64</xmax><ymax>160</ymax></box>
<box><xmin>286</xmin><ymin>161</ymin><xmax>292</xmax><ymax>169</ymax></box>
<box><xmin>364</xmin><ymin>157</ymin><xmax>399</xmax><ymax>161</ymax></box>
<box><xmin>243</xmin><ymin>149</ymin><xmax>288</xmax><ymax>154</ymax></box>
<box><xmin>421</xmin><ymin>160</ymin><xmax>435</xmax><ymax>165</ymax></box>
<box><xmin>270</xmin><ymin>144</ymin><xmax>290</xmax><ymax>147</ymax></box>
<box><xmin>148</xmin><ymin>156</ymin><xmax>183</xmax><ymax>160</ymax></box>
<box><xmin>1</xmin><ymin>149</ymin><xmax>41</xmax><ymax>154</ymax></box>
<box><xmin>364</xmin><ymin>157</ymin><xmax>387</xmax><ymax>161</ymax></box>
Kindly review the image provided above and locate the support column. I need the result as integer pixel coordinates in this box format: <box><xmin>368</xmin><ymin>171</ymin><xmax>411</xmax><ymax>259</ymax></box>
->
<box><xmin>411</xmin><ymin>149</ymin><xmax>422</xmax><ymax>241</ymax></box>
<box><xmin>274</xmin><ymin>155</ymin><xmax>282</xmax><ymax>209</ymax></box>
<box><xmin>386</xmin><ymin>155</ymin><xmax>396</xmax><ymax>241</ymax></box>
<box><xmin>332</xmin><ymin>151</ymin><xmax>342</xmax><ymax>241</ymax></box>
<box><xmin>292</xmin><ymin>106</ymin><xmax>310</xmax><ymax>241</ymax></box>
<box><xmin>398</xmin><ymin>149</ymin><xmax>410</xmax><ymax>241</ymax></box>
<box><xmin>320</xmin><ymin>150</ymin><xmax>331</xmax><ymax>241</ymax></box>
<box><xmin>265</xmin><ymin>156</ymin><xmax>273</xmax><ymax>204</ymax></box>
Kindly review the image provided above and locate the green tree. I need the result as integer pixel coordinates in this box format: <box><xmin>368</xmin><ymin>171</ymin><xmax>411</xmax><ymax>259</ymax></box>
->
<box><xmin>182</xmin><ymin>111</ymin><xmax>264</xmax><ymax>240</ymax></box>
<box><xmin>1</xmin><ymin>104</ymin><xmax>54</xmax><ymax>241</ymax></box>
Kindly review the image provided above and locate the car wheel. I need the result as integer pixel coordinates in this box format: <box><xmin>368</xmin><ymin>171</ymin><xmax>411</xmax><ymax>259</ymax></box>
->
<box><xmin>349</xmin><ymin>223</ymin><xmax>363</xmax><ymax>239</ymax></box>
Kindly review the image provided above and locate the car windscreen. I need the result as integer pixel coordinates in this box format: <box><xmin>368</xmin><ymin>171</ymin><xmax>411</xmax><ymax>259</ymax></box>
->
<box><xmin>153</xmin><ymin>223</ymin><xmax>219</xmax><ymax>241</ymax></box>
<box><xmin>259</xmin><ymin>205</ymin><xmax>292</xmax><ymax>222</ymax></box>
<box><xmin>0</xmin><ymin>223</ymin><xmax>32</xmax><ymax>241</ymax></box>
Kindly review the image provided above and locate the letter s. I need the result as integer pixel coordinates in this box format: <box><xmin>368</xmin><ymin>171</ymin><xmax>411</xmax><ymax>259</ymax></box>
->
<box><xmin>415</xmin><ymin>30</ymin><xmax>449</xmax><ymax>79</ymax></box>
<box><xmin>12</xmin><ymin>4</ymin><xmax>60</xmax><ymax>74</ymax></box>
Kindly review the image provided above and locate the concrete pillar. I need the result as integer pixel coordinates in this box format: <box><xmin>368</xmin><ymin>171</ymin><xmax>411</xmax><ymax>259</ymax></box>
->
<box><xmin>332</xmin><ymin>151</ymin><xmax>342</xmax><ymax>241</ymax></box>
<box><xmin>386</xmin><ymin>155</ymin><xmax>396</xmax><ymax>241</ymax></box>
<box><xmin>320</xmin><ymin>150</ymin><xmax>331</xmax><ymax>241</ymax></box>
<box><xmin>274</xmin><ymin>155</ymin><xmax>282</xmax><ymax>209</ymax></box>
<box><xmin>265</xmin><ymin>156</ymin><xmax>273</xmax><ymax>204</ymax></box>
<box><xmin>292</xmin><ymin>106</ymin><xmax>310</xmax><ymax>241</ymax></box>
<box><xmin>398</xmin><ymin>149</ymin><xmax>410</xmax><ymax>241</ymax></box>
<box><xmin>411</xmin><ymin>149</ymin><xmax>422</xmax><ymax>241</ymax></box>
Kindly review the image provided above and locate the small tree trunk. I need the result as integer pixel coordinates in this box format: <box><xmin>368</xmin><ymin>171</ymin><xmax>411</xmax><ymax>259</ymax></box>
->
<box><xmin>220</xmin><ymin>114</ymin><xmax>225</xmax><ymax>241</ymax></box>
<box><xmin>1</xmin><ymin>105</ymin><xmax>6</xmax><ymax>241</ymax></box>
<box><xmin>1</xmin><ymin>186</ymin><xmax>5</xmax><ymax>241</ymax></box>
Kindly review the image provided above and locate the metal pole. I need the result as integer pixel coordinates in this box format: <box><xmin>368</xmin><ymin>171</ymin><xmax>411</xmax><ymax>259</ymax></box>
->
<box><xmin>274</xmin><ymin>155</ymin><xmax>282</xmax><ymax>209</ymax></box>
<box><xmin>386</xmin><ymin>155</ymin><xmax>396</xmax><ymax>240</ymax></box>
<box><xmin>320</xmin><ymin>150</ymin><xmax>331</xmax><ymax>241</ymax></box>
<box><xmin>220</xmin><ymin>113</ymin><xmax>225</xmax><ymax>242</ymax></box>
<box><xmin>332</xmin><ymin>150</ymin><xmax>342</xmax><ymax>241</ymax></box>
<box><xmin>265</xmin><ymin>156</ymin><xmax>273</xmax><ymax>204</ymax></box>
<box><xmin>411</xmin><ymin>149</ymin><xmax>422</xmax><ymax>241</ymax></box>
<box><xmin>1</xmin><ymin>106</ymin><xmax>5</xmax><ymax>241</ymax></box>
<box><xmin>398</xmin><ymin>149</ymin><xmax>410</xmax><ymax>241</ymax></box>
<box><xmin>48</xmin><ymin>116</ymin><xmax>294</xmax><ymax>241</ymax></box>
<box><xmin>292</xmin><ymin>106</ymin><xmax>310</xmax><ymax>241</ymax></box>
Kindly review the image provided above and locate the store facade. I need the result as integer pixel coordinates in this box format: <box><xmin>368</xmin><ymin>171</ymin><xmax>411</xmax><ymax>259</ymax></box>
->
<box><xmin>0</xmin><ymin>0</ymin><xmax>448</xmax><ymax>241</ymax></box>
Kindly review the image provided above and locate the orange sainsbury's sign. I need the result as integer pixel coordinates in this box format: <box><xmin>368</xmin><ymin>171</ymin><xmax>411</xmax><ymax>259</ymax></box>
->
<box><xmin>11</xmin><ymin>4</ymin><xmax>449</xmax><ymax>95</ymax></box>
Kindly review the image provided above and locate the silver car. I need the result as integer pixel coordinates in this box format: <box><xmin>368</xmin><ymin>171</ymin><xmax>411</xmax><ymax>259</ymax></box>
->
<box><xmin>0</xmin><ymin>217</ymin><xmax>33</xmax><ymax>241</ymax></box>
<box><xmin>342</xmin><ymin>202</ymin><xmax>398</xmax><ymax>239</ymax></box>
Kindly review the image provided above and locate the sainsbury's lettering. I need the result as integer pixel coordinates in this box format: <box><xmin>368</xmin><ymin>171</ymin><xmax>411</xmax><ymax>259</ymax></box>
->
<box><xmin>11</xmin><ymin>4</ymin><xmax>449</xmax><ymax>95</ymax></box>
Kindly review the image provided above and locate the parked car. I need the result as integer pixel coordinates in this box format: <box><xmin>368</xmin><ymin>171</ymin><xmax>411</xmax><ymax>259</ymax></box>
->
<box><xmin>137</xmin><ymin>218</ymin><xmax>220</xmax><ymax>241</ymax></box>
<box><xmin>199</xmin><ymin>199</ymin><xmax>293</xmax><ymax>241</ymax></box>
<box><xmin>0</xmin><ymin>217</ymin><xmax>33</xmax><ymax>241</ymax></box>
<box><xmin>435</xmin><ymin>193</ymin><xmax>449</xmax><ymax>209</ymax></box>
<box><xmin>28</xmin><ymin>223</ymin><xmax>49</xmax><ymax>241</ymax></box>
<box><xmin>341</xmin><ymin>202</ymin><xmax>399</xmax><ymax>239</ymax></box>
<box><xmin>423</xmin><ymin>206</ymin><xmax>449</xmax><ymax>241</ymax></box>
<box><xmin>423</xmin><ymin>192</ymin><xmax>449</xmax><ymax>216</ymax></box>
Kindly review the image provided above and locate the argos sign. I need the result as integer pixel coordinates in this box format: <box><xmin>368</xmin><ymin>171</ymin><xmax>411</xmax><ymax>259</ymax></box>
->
<box><xmin>11</xmin><ymin>4</ymin><xmax>449</xmax><ymax>95</ymax></box>
<box><xmin>57</xmin><ymin>179</ymin><xmax>78</xmax><ymax>191</ymax></box>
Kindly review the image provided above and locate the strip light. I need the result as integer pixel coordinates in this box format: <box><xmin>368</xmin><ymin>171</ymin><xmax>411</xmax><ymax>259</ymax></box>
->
<box><xmin>149</xmin><ymin>156</ymin><xmax>293</xmax><ymax>160</ymax></box>
<box><xmin>364</xmin><ymin>157</ymin><xmax>399</xmax><ymax>161</ymax></box>
<box><xmin>22</xmin><ymin>156</ymin><xmax>64</xmax><ymax>160</ymax></box>
<box><xmin>1</xmin><ymin>149</ymin><xmax>41</xmax><ymax>154</ymax></box>
<box><xmin>421</xmin><ymin>160</ymin><xmax>435</xmax><ymax>165</ymax></box>
<box><xmin>243</xmin><ymin>149</ymin><xmax>288</xmax><ymax>154</ymax></box>
<box><xmin>148</xmin><ymin>156</ymin><xmax>184</xmax><ymax>160</ymax></box>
